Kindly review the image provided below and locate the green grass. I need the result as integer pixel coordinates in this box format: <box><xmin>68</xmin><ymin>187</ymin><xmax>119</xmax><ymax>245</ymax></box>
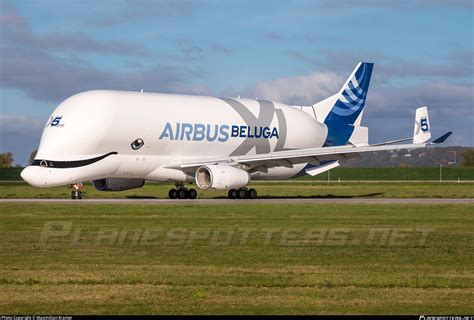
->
<box><xmin>0</xmin><ymin>203</ymin><xmax>473</xmax><ymax>314</ymax></box>
<box><xmin>1</xmin><ymin>181</ymin><xmax>474</xmax><ymax>199</ymax></box>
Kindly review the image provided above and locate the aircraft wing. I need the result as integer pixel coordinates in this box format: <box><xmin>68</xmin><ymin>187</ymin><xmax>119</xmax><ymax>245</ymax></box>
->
<box><xmin>164</xmin><ymin>106</ymin><xmax>452</xmax><ymax>173</ymax></box>
<box><xmin>165</xmin><ymin>132</ymin><xmax>451</xmax><ymax>172</ymax></box>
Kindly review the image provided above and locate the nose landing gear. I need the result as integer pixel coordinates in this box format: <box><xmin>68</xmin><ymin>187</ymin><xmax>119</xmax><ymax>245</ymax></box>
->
<box><xmin>228</xmin><ymin>188</ymin><xmax>257</xmax><ymax>199</ymax></box>
<box><xmin>70</xmin><ymin>183</ymin><xmax>83</xmax><ymax>200</ymax></box>
<box><xmin>168</xmin><ymin>183</ymin><xmax>197</xmax><ymax>199</ymax></box>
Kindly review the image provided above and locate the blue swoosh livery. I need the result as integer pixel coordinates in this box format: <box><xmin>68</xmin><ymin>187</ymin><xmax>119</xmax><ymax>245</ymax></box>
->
<box><xmin>324</xmin><ymin>62</ymin><xmax>374</xmax><ymax>146</ymax></box>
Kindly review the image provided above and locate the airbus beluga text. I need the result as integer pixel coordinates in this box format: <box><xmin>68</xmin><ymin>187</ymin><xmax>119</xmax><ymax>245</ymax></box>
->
<box><xmin>21</xmin><ymin>62</ymin><xmax>452</xmax><ymax>199</ymax></box>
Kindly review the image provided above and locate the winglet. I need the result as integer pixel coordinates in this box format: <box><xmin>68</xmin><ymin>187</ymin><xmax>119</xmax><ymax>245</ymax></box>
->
<box><xmin>431</xmin><ymin>132</ymin><xmax>453</xmax><ymax>144</ymax></box>
<box><xmin>413</xmin><ymin>106</ymin><xmax>431</xmax><ymax>144</ymax></box>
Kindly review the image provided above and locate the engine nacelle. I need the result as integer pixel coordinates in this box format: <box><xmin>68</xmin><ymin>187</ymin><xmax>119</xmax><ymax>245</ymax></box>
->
<box><xmin>93</xmin><ymin>178</ymin><xmax>145</xmax><ymax>191</ymax></box>
<box><xmin>195</xmin><ymin>165</ymin><xmax>250</xmax><ymax>190</ymax></box>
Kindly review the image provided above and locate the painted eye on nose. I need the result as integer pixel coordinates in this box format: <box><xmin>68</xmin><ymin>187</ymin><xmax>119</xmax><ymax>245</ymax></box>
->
<box><xmin>131</xmin><ymin>138</ymin><xmax>144</xmax><ymax>150</ymax></box>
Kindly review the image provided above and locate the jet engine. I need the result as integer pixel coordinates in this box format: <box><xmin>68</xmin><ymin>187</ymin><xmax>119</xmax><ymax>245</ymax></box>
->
<box><xmin>195</xmin><ymin>165</ymin><xmax>250</xmax><ymax>190</ymax></box>
<box><xmin>93</xmin><ymin>178</ymin><xmax>145</xmax><ymax>191</ymax></box>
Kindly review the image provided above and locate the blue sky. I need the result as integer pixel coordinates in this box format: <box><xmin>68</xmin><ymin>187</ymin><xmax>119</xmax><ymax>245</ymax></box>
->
<box><xmin>1</xmin><ymin>0</ymin><xmax>473</xmax><ymax>165</ymax></box>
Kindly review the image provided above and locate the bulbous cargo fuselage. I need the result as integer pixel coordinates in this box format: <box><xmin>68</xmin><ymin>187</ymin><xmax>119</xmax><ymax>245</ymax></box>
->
<box><xmin>22</xmin><ymin>90</ymin><xmax>328</xmax><ymax>187</ymax></box>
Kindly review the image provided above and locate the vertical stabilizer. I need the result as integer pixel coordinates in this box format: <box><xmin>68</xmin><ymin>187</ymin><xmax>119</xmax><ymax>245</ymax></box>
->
<box><xmin>313</xmin><ymin>62</ymin><xmax>374</xmax><ymax>146</ymax></box>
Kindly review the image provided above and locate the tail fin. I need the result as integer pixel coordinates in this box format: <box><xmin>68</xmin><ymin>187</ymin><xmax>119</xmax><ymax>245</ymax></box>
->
<box><xmin>316</xmin><ymin>62</ymin><xmax>374</xmax><ymax>146</ymax></box>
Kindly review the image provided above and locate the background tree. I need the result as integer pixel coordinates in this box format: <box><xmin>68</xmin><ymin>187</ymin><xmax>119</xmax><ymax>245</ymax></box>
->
<box><xmin>29</xmin><ymin>149</ymin><xmax>38</xmax><ymax>164</ymax></box>
<box><xmin>0</xmin><ymin>152</ymin><xmax>14</xmax><ymax>168</ymax></box>
<box><xmin>461</xmin><ymin>149</ymin><xmax>474</xmax><ymax>167</ymax></box>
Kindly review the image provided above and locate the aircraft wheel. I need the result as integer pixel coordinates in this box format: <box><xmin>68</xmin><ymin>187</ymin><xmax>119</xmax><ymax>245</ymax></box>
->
<box><xmin>168</xmin><ymin>189</ymin><xmax>177</xmax><ymax>199</ymax></box>
<box><xmin>228</xmin><ymin>189</ymin><xmax>237</xmax><ymax>199</ymax></box>
<box><xmin>177</xmin><ymin>188</ymin><xmax>188</xmax><ymax>199</ymax></box>
<box><xmin>237</xmin><ymin>188</ymin><xmax>248</xmax><ymax>199</ymax></box>
<box><xmin>71</xmin><ymin>190</ymin><xmax>82</xmax><ymax>199</ymax></box>
<box><xmin>248</xmin><ymin>188</ymin><xmax>257</xmax><ymax>199</ymax></box>
<box><xmin>189</xmin><ymin>188</ymin><xmax>197</xmax><ymax>199</ymax></box>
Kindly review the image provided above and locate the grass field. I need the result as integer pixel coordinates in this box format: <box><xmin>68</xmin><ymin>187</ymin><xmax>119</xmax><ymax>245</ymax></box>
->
<box><xmin>0</xmin><ymin>202</ymin><xmax>473</xmax><ymax>314</ymax></box>
<box><xmin>1</xmin><ymin>181</ymin><xmax>474</xmax><ymax>199</ymax></box>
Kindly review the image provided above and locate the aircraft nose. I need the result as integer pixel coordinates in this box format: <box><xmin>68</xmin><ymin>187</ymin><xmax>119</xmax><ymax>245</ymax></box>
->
<box><xmin>21</xmin><ymin>166</ymin><xmax>45</xmax><ymax>187</ymax></box>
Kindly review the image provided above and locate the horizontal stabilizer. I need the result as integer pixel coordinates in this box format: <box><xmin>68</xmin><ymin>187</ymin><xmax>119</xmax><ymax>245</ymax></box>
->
<box><xmin>431</xmin><ymin>132</ymin><xmax>453</xmax><ymax>144</ymax></box>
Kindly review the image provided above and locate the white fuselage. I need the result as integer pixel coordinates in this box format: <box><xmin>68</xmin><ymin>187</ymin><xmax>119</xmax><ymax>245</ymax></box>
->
<box><xmin>22</xmin><ymin>90</ymin><xmax>328</xmax><ymax>187</ymax></box>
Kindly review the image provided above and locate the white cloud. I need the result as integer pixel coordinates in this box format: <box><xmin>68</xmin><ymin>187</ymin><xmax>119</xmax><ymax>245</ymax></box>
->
<box><xmin>241</xmin><ymin>70</ymin><xmax>473</xmax><ymax>147</ymax></box>
<box><xmin>245</xmin><ymin>71</ymin><xmax>344</xmax><ymax>105</ymax></box>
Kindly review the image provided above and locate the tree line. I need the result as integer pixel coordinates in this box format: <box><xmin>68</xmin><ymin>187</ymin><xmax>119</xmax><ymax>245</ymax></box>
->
<box><xmin>0</xmin><ymin>150</ymin><xmax>37</xmax><ymax>168</ymax></box>
<box><xmin>1</xmin><ymin>149</ymin><xmax>474</xmax><ymax>168</ymax></box>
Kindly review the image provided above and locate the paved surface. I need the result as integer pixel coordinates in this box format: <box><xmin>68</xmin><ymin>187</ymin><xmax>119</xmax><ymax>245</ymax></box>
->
<box><xmin>1</xmin><ymin>198</ymin><xmax>473</xmax><ymax>205</ymax></box>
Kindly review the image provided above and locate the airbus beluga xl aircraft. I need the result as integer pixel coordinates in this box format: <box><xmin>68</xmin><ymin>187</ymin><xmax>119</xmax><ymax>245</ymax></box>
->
<box><xmin>21</xmin><ymin>62</ymin><xmax>452</xmax><ymax>199</ymax></box>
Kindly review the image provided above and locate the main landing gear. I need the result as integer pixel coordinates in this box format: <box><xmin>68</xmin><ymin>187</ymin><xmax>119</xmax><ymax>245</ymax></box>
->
<box><xmin>168</xmin><ymin>184</ymin><xmax>197</xmax><ymax>200</ymax></box>
<box><xmin>228</xmin><ymin>188</ymin><xmax>257</xmax><ymax>199</ymax></box>
<box><xmin>70</xmin><ymin>183</ymin><xmax>83</xmax><ymax>200</ymax></box>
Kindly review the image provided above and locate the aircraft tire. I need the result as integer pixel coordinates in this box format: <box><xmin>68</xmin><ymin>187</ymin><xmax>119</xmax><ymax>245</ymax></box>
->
<box><xmin>237</xmin><ymin>188</ymin><xmax>248</xmax><ymax>199</ymax></box>
<box><xmin>177</xmin><ymin>188</ymin><xmax>188</xmax><ymax>199</ymax></box>
<box><xmin>228</xmin><ymin>189</ymin><xmax>237</xmax><ymax>199</ymax></box>
<box><xmin>248</xmin><ymin>188</ymin><xmax>257</xmax><ymax>199</ymax></box>
<box><xmin>168</xmin><ymin>189</ymin><xmax>177</xmax><ymax>199</ymax></box>
<box><xmin>189</xmin><ymin>188</ymin><xmax>197</xmax><ymax>199</ymax></box>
